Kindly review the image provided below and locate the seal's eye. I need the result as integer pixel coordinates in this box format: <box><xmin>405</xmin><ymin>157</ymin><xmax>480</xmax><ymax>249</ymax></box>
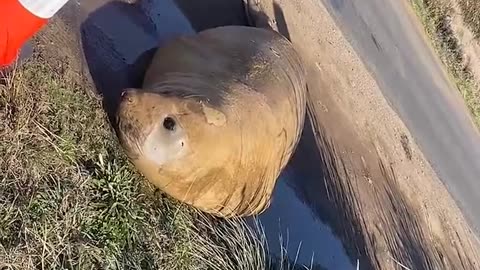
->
<box><xmin>163</xmin><ymin>117</ymin><xmax>176</xmax><ymax>131</ymax></box>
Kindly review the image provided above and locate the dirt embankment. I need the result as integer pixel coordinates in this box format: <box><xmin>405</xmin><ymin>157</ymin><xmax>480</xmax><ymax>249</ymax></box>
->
<box><xmin>450</xmin><ymin>0</ymin><xmax>480</xmax><ymax>84</ymax></box>
<box><xmin>410</xmin><ymin>0</ymin><xmax>480</xmax><ymax>125</ymax></box>
<box><xmin>249</xmin><ymin>0</ymin><xmax>480</xmax><ymax>269</ymax></box>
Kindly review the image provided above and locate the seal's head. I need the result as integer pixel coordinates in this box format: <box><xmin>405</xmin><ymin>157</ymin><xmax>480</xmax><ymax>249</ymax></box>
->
<box><xmin>115</xmin><ymin>86</ymin><xmax>238</xmax><ymax>211</ymax></box>
<box><xmin>113</xmin><ymin>25</ymin><xmax>307</xmax><ymax>218</ymax></box>
<box><xmin>116</xmin><ymin>87</ymin><xmax>227</xmax><ymax>165</ymax></box>
<box><xmin>116</xmin><ymin>89</ymin><xmax>188</xmax><ymax>166</ymax></box>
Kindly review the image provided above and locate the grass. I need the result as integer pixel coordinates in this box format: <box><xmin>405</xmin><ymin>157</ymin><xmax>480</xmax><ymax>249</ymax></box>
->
<box><xmin>0</xmin><ymin>50</ymin><xmax>200</xmax><ymax>269</ymax></box>
<box><xmin>409</xmin><ymin>0</ymin><xmax>480</xmax><ymax>127</ymax></box>
<box><xmin>457</xmin><ymin>0</ymin><xmax>480</xmax><ymax>39</ymax></box>
<box><xmin>0</xmin><ymin>47</ymin><xmax>310</xmax><ymax>269</ymax></box>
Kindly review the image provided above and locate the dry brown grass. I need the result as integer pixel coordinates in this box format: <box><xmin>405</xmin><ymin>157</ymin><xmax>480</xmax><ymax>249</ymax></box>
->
<box><xmin>0</xmin><ymin>51</ymin><xmax>200</xmax><ymax>269</ymax></box>
<box><xmin>409</xmin><ymin>0</ymin><xmax>480</xmax><ymax>126</ymax></box>
<box><xmin>457</xmin><ymin>0</ymin><xmax>480</xmax><ymax>38</ymax></box>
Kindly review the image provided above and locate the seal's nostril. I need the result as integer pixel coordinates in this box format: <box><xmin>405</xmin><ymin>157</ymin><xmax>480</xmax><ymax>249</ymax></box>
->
<box><xmin>163</xmin><ymin>117</ymin><xmax>176</xmax><ymax>131</ymax></box>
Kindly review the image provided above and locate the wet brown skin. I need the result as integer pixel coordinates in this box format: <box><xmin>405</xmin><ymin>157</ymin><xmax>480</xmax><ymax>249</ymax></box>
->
<box><xmin>116</xmin><ymin>25</ymin><xmax>307</xmax><ymax>217</ymax></box>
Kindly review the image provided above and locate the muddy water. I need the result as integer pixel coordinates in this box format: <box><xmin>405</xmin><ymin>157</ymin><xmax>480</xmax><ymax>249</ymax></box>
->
<box><xmin>53</xmin><ymin>0</ymin><xmax>354</xmax><ymax>269</ymax></box>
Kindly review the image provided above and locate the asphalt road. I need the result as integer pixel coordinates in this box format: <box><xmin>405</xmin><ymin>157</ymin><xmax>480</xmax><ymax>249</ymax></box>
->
<box><xmin>321</xmin><ymin>0</ymin><xmax>480</xmax><ymax>235</ymax></box>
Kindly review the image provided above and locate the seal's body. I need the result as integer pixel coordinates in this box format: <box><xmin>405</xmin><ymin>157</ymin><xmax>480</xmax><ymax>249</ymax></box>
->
<box><xmin>116</xmin><ymin>25</ymin><xmax>306</xmax><ymax>217</ymax></box>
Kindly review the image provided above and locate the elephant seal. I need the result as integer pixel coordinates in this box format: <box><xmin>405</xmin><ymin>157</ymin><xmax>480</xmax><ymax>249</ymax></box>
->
<box><xmin>116</xmin><ymin>25</ymin><xmax>307</xmax><ymax>217</ymax></box>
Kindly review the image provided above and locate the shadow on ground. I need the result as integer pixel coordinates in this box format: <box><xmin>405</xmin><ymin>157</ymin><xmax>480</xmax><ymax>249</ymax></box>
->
<box><xmin>174</xmin><ymin>0</ymin><xmax>248</xmax><ymax>31</ymax></box>
<box><xmin>79</xmin><ymin>0</ymin><xmax>195</xmax><ymax>124</ymax></box>
<box><xmin>274</xmin><ymin>96</ymin><xmax>479</xmax><ymax>269</ymax></box>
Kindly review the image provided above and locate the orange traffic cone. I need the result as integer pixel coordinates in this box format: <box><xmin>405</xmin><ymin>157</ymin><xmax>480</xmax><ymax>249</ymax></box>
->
<box><xmin>0</xmin><ymin>0</ymin><xmax>69</xmax><ymax>67</ymax></box>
